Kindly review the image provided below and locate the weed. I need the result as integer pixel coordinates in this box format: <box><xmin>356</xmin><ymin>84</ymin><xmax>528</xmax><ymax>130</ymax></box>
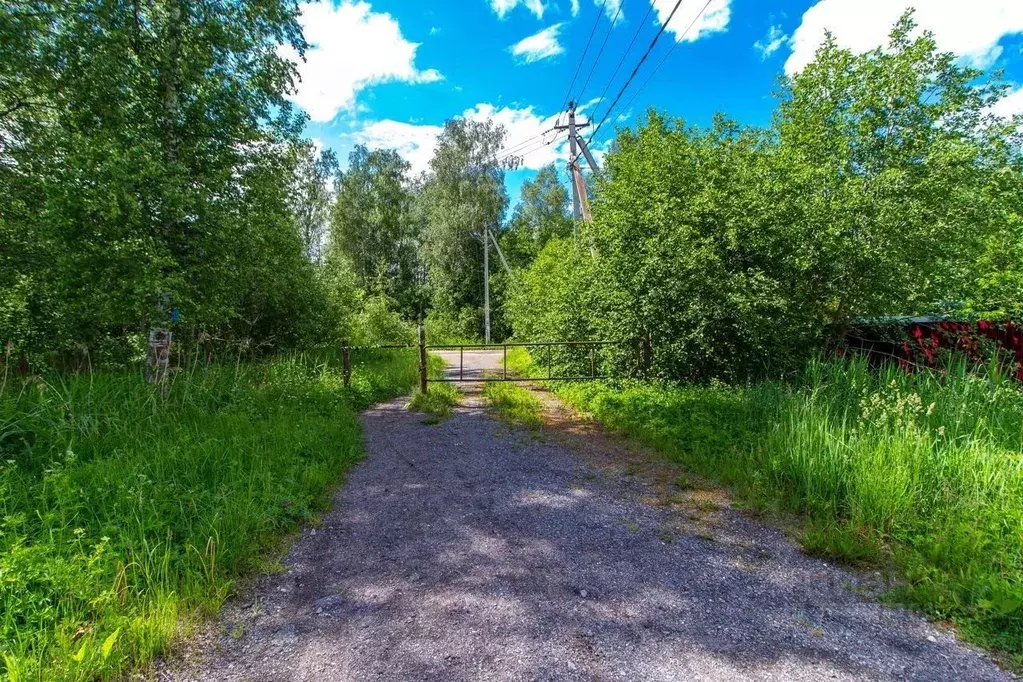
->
<box><xmin>483</xmin><ymin>381</ymin><xmax>544</xmax><ymax>429</ymax></box>
<box><xmin>531</xmin><ymin>353</ymin><xmax>1023</xmax><ymax>660</ymax></box>
<box><xmin>408</xmin><ymin>382</ymin><xmax>461</xmax><ymax>420</ymax></box>
<box><xmin>0</xmin><ymin>349</ymin><xmax>419</xmax><ymax>681</ymax></box>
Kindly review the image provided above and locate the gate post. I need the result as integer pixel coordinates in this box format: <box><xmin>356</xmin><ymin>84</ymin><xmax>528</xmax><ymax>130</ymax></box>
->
<box><xmin>418</xmin><ymin>324</ymin><xmax>428</xmax><ymax>394</ymax></box>
<box><xmin>341</xmin><ymin>339</ymin><xmax>351</xmax><ymax>388</ymax></box>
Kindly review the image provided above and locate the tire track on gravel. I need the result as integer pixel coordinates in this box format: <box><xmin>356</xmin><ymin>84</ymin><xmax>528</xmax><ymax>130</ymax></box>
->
<box><xmin>166</xmin><ymin>354</ymin><xmax>1012</xmax><ymax>681</ymax></box>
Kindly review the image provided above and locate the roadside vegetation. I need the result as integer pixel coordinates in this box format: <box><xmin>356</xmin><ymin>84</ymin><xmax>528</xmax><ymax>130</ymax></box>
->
<box><xmin>483</xmin><ymin>380</ymin><xmax>545</xmax><ymax>429</ymax></box>
<box><xmin>511</xmin><ymin>347</ymin><xmax>1023</xmax><ymax>663</ymax></box>
<box><xmin>408</xmin><ymin>367</ymin><xmax>462</xmax><ymax>422</ymax></box>
<box><xmin>0</xmin><ymin>350</ymin><xmax>420</xmax><ymax>681</ymax></box>
<box><xmin>5</xmin><ymin>0</ymin><xmax>1023</xmax><ymax>677</ymax></box>
<box><xmin>502</xmin><ymin>15</ymin><xmax>1023</xmax><ymax>664</ymax></box>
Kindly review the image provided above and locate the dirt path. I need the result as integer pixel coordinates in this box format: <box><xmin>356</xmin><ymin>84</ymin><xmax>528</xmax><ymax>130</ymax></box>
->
<box><xmin>166</xmin><ymin>352</ymin><xmax>1011</xmax><ymax>681</ymax></box>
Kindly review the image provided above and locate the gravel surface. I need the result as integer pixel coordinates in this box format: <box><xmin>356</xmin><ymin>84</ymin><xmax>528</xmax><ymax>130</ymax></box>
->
<box><xmin>165</xmin><ymin>352</ymin><xmax>1012</xmax><ymax>681</ymax></box>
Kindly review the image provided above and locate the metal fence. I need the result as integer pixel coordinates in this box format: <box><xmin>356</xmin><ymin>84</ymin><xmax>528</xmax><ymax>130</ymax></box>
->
<box><xmin>340</xmin><ymin>327</ymin><xmax>650</xmax><ymax>393</ymax></box>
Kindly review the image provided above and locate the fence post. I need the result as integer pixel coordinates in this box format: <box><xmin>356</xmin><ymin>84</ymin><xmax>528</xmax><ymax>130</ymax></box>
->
<box><xmin>642</xmin><ymin>332</ymin><xmax>652</xmax><ymax>373</ymax></box>
<box><xmin>418</xmin><ymin>324</ymin><xmax>428</xmax><ymax>394</ymax></box>
<box><xmin>341</xmin><ymin>339</ymin><xmax>351</xmax><ymax>388</ymax></box>
<box><xmin>146</xmin><ymin>328</ymin><xmax>172</xmax><ymax>386</ymax></box>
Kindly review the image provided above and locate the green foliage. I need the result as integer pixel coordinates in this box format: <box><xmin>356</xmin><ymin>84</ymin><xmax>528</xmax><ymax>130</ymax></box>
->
<box><xmin>483</xmin><ymin>381</ymin><xmax>544</xmax><ymax>429</ymax></box>
<box><xmin>0</xmin><ymin>0</ymin><xmax>329</xmax><ymax>358</ymax></box>
<box><xmin>329</xmin><ymin>146</ymin><xmax>424</xmax><ymax>319</ymax></box>
<box><xmin>552</xmin><ymin>357</ymin><xmax>1023</xmax><ymax>659</ymax></box>
<box><xmin>420</xmin><ymin>118</ymin><xmax>512</xmax><ymax>338</ymax></box>
<box><xmin>351</xmin><ymin>296</ymin><xmax>415</xmax><ymax>347</ymax></box>
<box><xmin>506</xmin><ymin>237</ymin><xmax>597</xmax><ymax>346</ymax></box>
<box><xmin>0</xmin><ymin>350</ymin><xmax>419</xmax><ymax>681</ymax></box>
<box><xmin>408</xmin><ymin>382</ymin><xmax>461</xmax><ymax>421</ymax></box>
<box><xmin>512</xmin><ymin>13</ymin><xmax>1023</xmax><ymax>382</ymax></box>
<box><xmin>498</xmin><ymin>163</ymin><xmax>573</xmax><ymax>269</ymax></box>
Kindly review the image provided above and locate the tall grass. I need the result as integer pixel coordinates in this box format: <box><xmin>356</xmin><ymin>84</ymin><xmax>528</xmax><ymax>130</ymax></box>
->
<box><xmin>0</xmin><ymin>349</ymin><xmax>419</xmax><ymax>681</ymax></box>
<box><xmin>532</xmin><ymin>353</ymin><xmax>1023</xmax><ymax>661</ymax></box>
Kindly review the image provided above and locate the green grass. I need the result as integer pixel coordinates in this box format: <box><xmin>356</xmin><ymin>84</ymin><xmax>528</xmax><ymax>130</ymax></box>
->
<box><xmin>512</xmin><ymin>349</ymin><xmax>1023</xmax><ymax>664</ymax></box>
<box><xmin>0</xmin><ymin>349</ymin><xmax>419</xmax><ymax>681</ymax></box>
<box><xmin>483</xmin><ymin>380</ymin><xmax>544</xmax><ymax>429</ymax></box>
<box><xmin>408</xmin><ymin>382</ymin><xmax>461</xmax><ymax>421</ymax></box>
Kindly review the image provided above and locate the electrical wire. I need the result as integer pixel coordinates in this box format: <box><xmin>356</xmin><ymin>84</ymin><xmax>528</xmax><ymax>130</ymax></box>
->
<box><xmin>496</xmin><ymin>131</ymin><xmax>565</xmax><ymax>166</ymax></box>
<box><xmin>600</xmin><ymin>0</ymin><xmax>716</xmax><ymax>142</ymax></box>
<box><xmin>587</xmin><ymin>0</ymin><xmax>685</xmax><ymax>144</ymax></box>
<box><xmin>561</xmin><ymin>0</ymin><xmax>609</xmax><ymax>115</ymax></box>
<box><xmin>587</xmin><ymin>0</ymin><xmax>655</xmax><ymax>121</ymax></box>
<box><xmin>574</xmin><ymin>1</ymin><xmax>624</xmax><ymax>105</ymax></box>
<box><xmin>493</xmin><ymin>127</ymin><xmax>558</xmax><ymax>165</ymax></box>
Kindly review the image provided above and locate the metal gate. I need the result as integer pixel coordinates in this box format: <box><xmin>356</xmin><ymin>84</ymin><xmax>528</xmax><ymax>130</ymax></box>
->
<box><xmin>339</xmin><ymin>328</ymin><xmax>650</xmax><ymax>394</ymax></box>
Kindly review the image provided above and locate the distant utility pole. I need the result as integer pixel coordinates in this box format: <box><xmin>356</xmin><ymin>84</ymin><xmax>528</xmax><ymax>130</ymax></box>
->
<box><xmin>554</xmin><ymin>101</ymin><xmax>602</xmax><ymax>250</ymax></box>
<box><xmin>483</xmin><ymin>226</ymin><xmax>490</xmax><ymax>344</ymax></box>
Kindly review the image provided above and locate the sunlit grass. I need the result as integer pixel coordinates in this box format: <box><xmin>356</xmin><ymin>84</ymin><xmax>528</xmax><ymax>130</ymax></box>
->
<box><xmin>514</xmin><ymin>348</ymin><xmax>1023</xmax><ymax>663</ymax></box>
<box><xmin>0</xmin><ymin>349</ymin><xmax>418</xmax><ymax>681</ymax></box>
<box><xmin>483</xmin><ymin>380</ymin><xmax>544</xmax><ymax>429</ymax></box>
<box><xmin>408</xmin><ymin>382</ymin><xmax>461</xmax><ymax>421</ymax></box>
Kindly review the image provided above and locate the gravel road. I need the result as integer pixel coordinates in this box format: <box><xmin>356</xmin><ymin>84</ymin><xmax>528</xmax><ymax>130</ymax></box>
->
<box><xmin>166</xmin><ymin>351</ymin><xmax>1012</xmax><ymax>681</ymax></box>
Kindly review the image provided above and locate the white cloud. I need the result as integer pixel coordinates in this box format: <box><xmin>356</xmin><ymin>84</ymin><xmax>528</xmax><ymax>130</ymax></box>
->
<box><xmin>992</xmin><ymin>86</ymin><xmax>1023</xmax><ymax>119</ymax></box>
<box><xmin>651</xmin><ymin>0</ymin><xmax>731</xmax><ymax>43</ymax></box>
<box><xmin>785</xmin><ymin>0</ymin><xmax>1023</xmax><ymax>75</ymax></box>
<box><xmin>510</xmin><ymin>24</ymin><xmax>566</xmax><ymax>63</ymax></box>
<box><xmin>348</xmin><ymin>98</ymin><xmax>615</xmax><ymax>180</ymax></box>
<box><xmin>755</xmin><ymin>24</ymin><xmax>790</xmax><ymax>59</ymax></box>
<box><xmin>466</xmin><ymin>103</ymin><xmax>565</xmax><ymax>170</ymax></box>
<box><xmin>603</xmin><ymin>0</ymin><xmax>623</xmax><ymax>22</ymax></box>
<box><xmin>489</xmin><ymin>0</ymin><xmax>546</xmax><ymax>19</ymax></box>
<box><xmin>353</xmin><ymin>120</ymin><xmax>444</xmax><ymax>176</ymax></box>
<box><xmin>466</xmin><ymin>99</ymin><xmax>607</xmax><ymax>171</ymax></box>
<box><xmin>570</xmin><ymin>0</ymin><xmax>580</xmax><ymax>17</ymax></box>
<box><xmin>282</xmin><ymin>2</ymin><xmax>442</xmax><ymax>123</ymax></box>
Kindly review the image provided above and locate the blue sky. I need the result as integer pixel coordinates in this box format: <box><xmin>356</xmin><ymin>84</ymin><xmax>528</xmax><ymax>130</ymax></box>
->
<box><xmin>288</xmin><ymin>0</ymin><xmax>1023</xmax><ymax>206</ymax></box>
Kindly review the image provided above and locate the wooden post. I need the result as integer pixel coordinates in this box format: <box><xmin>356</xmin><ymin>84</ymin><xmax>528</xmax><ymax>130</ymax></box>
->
<box><xmin>342</xmin><ymin>339</ymin><xmax>351</xmax><ymax>388</ymax></box>
<box><xmin>199</xmin><ymin>332</ymin><xmax>213</xmax><ymax>365</ymax></box>
<box><xmin>146</xmin><ymin>328</ymin><xmax>172</xmax><ymax>385</ymax></box>
<box><xmin>418</xmin><ymin>324</ymin><xmax>428</xmax><ymax>395</ymax></box>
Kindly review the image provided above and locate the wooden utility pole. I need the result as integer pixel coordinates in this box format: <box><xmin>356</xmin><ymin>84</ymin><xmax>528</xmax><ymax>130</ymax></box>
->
<box><xmin>555</xmin><ymin>102</ymin><xmax>601</xmax><ymax>243</ymax></box>
<box><xmin>418</xmin><ymin>323</ymin><xmax>428</xmax><ymax>394</ymax></box>
<box><xmin>483</xmin><ymin>226</ymin><xmax>491</xmax><ymax>345</ymax></box>
<box><xmin>566</xmin><ymin>103</ymin><xmax>583</xmax><ymax>234</ymax></box>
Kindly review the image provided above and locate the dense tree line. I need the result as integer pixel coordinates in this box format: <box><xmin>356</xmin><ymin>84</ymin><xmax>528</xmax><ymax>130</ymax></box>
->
<box><xmin>509</xmin><ymin>14</ymin><xmax>1023</xmax><ymax>382</ymax></box>
<box><xmin>0</xmin><ymin>1</ymin><xmax>526</xmax><ymax>361</ymax></box>
<box><xmin>12</xmin><ymin>6</ymin><xmax>1014</xmax><ymax>381</ymax></box>
<box><xmin>0</xmin><ymin>0</ymin><xmax>329</xmax><ymax>360</ymax></box>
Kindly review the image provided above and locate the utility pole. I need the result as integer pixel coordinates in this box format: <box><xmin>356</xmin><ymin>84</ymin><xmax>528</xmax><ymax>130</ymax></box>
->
<box><xmin>483</xmin><ymin>226</ymin><xmax>491</xmax><ymax>344</ymax></box>
<box><xmin>554</xmin><ymin>101</ymin><xmax>602</xmax><ymax>254</ymax></box>
<box><xmin>565</xmin><ymin>103</ymin><xmax>583</xmax><ymax>235</ymax></box>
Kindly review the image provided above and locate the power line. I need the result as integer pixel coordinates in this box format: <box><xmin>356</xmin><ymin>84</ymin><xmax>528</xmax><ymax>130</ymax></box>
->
<box><xmin>493</xmin><ymin>127</ymin><xmax>556</xmax><ymax>163</ymax></box>
<box><xmin>587</xmin><ymin>0</ymin><xmax>655</xmax><ymax>119</ymax></box>
<box><xmin>496</xmin><ymin>131</ymin><xmax>565</xmax><ymax>166</ymax></box>
<box><xmin>561</xmin><ymin>0</ymin><xmax>609</xmax><ymax>117</ymax></box>
<box><xmin>574</xmin><ymin>1</ymin><xmax>624</xmax><ymax>105</ymax></box>
<box><xmin>602</xmin><ymin>0</ymin><xmax>716</xmax><ymax>142</ymax></box>
<box><xmin>587</xmin><ymin>0</ymin><xmax>685</xmax><ymax>144</ymax></box>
